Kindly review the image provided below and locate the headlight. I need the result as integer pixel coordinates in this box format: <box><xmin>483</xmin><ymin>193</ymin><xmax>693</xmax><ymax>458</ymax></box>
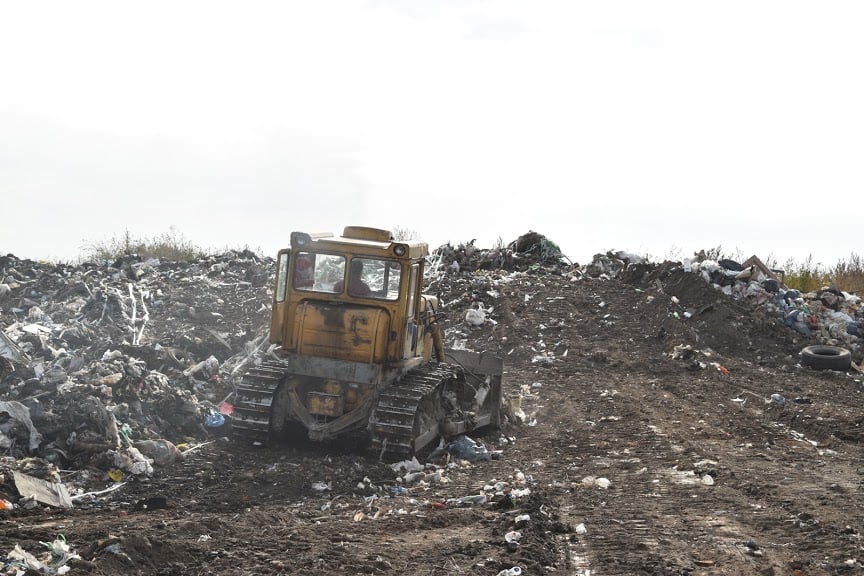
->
<box><xmin>393</xmin><ymin>244</ymin><xmax>407</xmax><ymax>256</ymax></box>
<box><xmin>291</xmin><ymin>232</ymin><xmax>311</xmax><ymax>247</ymax></box>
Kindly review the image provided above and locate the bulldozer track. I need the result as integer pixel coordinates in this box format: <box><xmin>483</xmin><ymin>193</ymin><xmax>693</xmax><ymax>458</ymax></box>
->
<box><xmin>230</xmin><ymin>360</ymin><xmax>290</xmax><ymax>444</ymax></box>
<box><xmin>232</xmin><ymin>360</ymin><xmax>467</xmax><ymax>454</ymax></box>
<box><xmin>370</xmin><ymin>362</ymin><xmax>461</xmax><ymax>456</ymax></box>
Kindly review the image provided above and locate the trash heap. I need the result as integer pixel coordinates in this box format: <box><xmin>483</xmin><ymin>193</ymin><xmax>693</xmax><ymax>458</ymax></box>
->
<box><xmin>428</xmin><ymin>239</ymin><xmax>863</xmax><ymax>364</ymax></box>
<box><xmin>0</xmin><ymin>251</ymin><xmax>273</xmax><ymax>502</ymax></box>
<box><xmin>692</xmin><ymin>257</ymin><xmax>863</xmax><ymax>354</ymax></box>
<box><xmin>429</xmin><ymin>231</ymin><xmax>571</xmax><ymax>274</ymax></box>
<box><xmin>582</xmin><ymin>251</ymin><xmax>864</xmax><ymax>362</ymax></box>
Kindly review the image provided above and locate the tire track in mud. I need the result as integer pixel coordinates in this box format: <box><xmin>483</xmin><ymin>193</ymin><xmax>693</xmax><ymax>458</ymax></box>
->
<box><xmin>532</xmin><ymin>365</ymin><xmax>864</xmax><ymax>576</ymax></box>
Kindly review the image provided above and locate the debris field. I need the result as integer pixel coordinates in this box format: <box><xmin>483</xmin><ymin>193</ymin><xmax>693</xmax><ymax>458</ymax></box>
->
<box><xmin>0</xmin><ymin>235</ymin><xmax>863</xmax><ymax>575</ymax></box>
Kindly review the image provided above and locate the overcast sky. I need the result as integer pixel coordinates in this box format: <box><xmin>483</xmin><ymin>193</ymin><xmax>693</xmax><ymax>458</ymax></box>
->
<box><xmin>1</xmin><ymin>1</ymin><xmax>860</xmax><ymax>268</ymax></box>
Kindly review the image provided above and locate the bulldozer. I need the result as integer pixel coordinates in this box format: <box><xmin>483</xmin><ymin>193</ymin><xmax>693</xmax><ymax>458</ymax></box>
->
<box><xmin>230</xmin><ymin>226</ymin><xmax>504</xmax><ymax>457</ymax></box>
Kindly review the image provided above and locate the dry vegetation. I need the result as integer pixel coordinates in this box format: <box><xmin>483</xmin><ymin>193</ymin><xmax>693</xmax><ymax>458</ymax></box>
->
<box><xmin>783</xmin><ymin>252</ymin><xmax>864</xmax><ymax>294</ymax></box>
<box><xmin>80</xmin><ymin>227</ymin><xmax>207</xmax><ymax>263</ymax></box>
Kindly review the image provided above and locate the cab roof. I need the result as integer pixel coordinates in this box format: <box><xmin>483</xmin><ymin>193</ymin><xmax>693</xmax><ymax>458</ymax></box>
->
<box><xmin>288</xmin><ymin>226</ymin><xmax>429</xmax><ymax>259</ymax></box>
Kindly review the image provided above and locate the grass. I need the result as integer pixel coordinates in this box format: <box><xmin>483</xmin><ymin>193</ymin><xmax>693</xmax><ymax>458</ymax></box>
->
<box><xmin>782</xmin><ymin>253</ymin><xmax>864</xmax><ymax>295</ymax></box>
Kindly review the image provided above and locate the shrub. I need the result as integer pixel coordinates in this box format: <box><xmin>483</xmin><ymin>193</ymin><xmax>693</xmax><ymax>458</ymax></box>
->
<box><xmin>391</xmin><ymin>226</ymin><xmax>419</xmax><ymax>241</ymax></box>
<box><xmin>81</xmin><ymin>227</ymin><xmax>208</xmax><ymax>263</ymax></box>
<box><xmin>827</xmin><ymin>253</ymin><xmax>864</xmax><ymax>295</ymax></box>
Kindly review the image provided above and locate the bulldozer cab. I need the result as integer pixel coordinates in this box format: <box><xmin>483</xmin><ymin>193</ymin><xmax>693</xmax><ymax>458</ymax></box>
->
<box><xmin>269</xmin><ymin>227</ymin><xmax>437</xmax><ymax>367</ymax></box>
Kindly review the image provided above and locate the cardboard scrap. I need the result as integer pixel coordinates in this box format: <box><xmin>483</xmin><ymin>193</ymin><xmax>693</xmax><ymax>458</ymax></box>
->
<box><xmin>740</xmin><ymin>255</ymin><xmax>785</xmax><ymax>287</ymax></box>
<box><xmin>12</xmin><ymin>471</ymin><xmax>73</xmax><ymax>508</ymax></box>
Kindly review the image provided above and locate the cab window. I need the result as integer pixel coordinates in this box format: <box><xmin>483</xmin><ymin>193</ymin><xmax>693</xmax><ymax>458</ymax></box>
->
<box><xmin>275</xmin><ymin>252</ymin><xmax>289</xmax><ymax>302</ymax></box>
<box><xmin>293</xmin><ymin>252</ymin><xmax>346</xmax><ymax>293</ymax></box>
<box><xmin>355</xmin><ymin>258</ymin><xmax>402</xmax><ymax>301</ymax></box>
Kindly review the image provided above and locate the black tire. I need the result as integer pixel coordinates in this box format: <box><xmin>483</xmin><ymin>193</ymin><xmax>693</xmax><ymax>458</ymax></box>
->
<box><xmin>800</xmin><ymin>345</ymin><xmax>852</xmax><ymax>371</ymax></box>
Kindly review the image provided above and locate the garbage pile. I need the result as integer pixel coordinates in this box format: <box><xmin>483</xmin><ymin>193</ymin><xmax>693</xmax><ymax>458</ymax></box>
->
<box><xmin>0</xmin><ymin>251</ymin><xmax>273</xmax><ymax>503</ymax></box>
<box><xmin>429</xmin><ymin>231</ymin><xmax>570</xmax><ymax>274</ymax></box>
<box><xmin>428</xmin><ymin>237</ymin><xmax>863</xmax><ymax>364</ymax></box>
<box><xmin>580</xmin><ymin>250</ymin><xmax>864</xmax><ymax>362</ymax></box>
<box><xmin>693</xmin><ymin>257</ymin><xmax>863</xmax><ymax>359</ymax></box>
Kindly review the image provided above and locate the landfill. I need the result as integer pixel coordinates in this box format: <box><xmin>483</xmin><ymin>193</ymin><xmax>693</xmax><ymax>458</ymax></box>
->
<box><xmin>0</xmin><ymin>234</ymin><xmax>863</xmax><ymax>575</ymax></box>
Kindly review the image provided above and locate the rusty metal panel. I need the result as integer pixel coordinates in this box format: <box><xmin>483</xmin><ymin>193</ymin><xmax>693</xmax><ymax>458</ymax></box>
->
<box><xmin>274</xmin><ymin>352</ymin><xmax>381</xmax><ymax>385</ymax></box>
<box><xmin>297</xmin><ymin>303</ymin><xmax>390</xmax><ymax>364</ymax></box>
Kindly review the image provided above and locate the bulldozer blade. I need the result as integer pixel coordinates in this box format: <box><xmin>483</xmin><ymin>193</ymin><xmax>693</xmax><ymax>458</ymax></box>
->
<box><xmin>443</xmin><ymin>349</ymin><xmax>504</xmax><ymax>428</ymax></box>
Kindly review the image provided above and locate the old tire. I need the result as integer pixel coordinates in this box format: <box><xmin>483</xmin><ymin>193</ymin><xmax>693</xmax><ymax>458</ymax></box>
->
<box><xmin>800</xmin><ymin>345</ymin><xmax>852</xmax><ymax>371</ymax></box>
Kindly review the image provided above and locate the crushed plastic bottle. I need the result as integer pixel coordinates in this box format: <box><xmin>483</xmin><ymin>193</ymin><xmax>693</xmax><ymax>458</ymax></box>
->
<box><xmin>448</xmin><ymin>494</ymin><xmax>487</xmax><ymax>506</ymax></box>
<box><xmin>496</xmin><ymin>567</ymin><xmax>522</xmax><ymax>576</ymax></box>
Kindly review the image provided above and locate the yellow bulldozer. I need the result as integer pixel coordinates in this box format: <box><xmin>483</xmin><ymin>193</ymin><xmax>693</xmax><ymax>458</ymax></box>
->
<box><xmin>231</xmin><ymin>226</ymin><xmax>504</xmax><ymax>456</ymax></box>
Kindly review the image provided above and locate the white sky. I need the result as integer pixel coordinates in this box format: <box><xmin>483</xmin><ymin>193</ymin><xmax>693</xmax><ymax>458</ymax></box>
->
<box><xmin>1</xmin><ymin>1</ymin><xmax>861</xmax><ymax>268</ymax></box>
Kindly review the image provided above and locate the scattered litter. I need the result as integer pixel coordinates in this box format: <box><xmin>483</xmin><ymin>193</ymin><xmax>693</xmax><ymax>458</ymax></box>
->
<box><xmin>581</xmin><ymin>476</ymin><xmax>611</xmax><ymax>489</ymax></box>
<box><xmin>504</xmin><ymin>530</ymin><xmax>522</xmax><ymax>551</ymax></box>
<box><xmin>12</xmin><ymin>471</ymin><xmax>72</xmax><ymax>508</ymax></box>
<box><xmin>205</xmin><ymin>412</ymin><xmax>226</xmax><ymax>428</ymax></box>
<box><xmin>575</xmin><ymin>523</ymin><xmax>588</xmax><ymax>534</ymax></box>
<box><xmin>390</xmin><ymin>456</ymin><xmax>424</xmax><ymax>474</ymax></box>
<box><xmin>447</xmin><ymin>494</ymin><xmax>488</xmax><ymax>506</ymax></box>
<box><xmin>6</xmin><ymin>536</ymin><xmax>80</xmax><ymax>575</ymax></box>
<box><xmin>447</xmin><ymin>435</ymin><xmax>499</xmax><ymax>462</ymax></box>
<box><xmin>465</xmin><ymin>308</ymin><xmax>487</xmax><ymax>327</ymax></box>
<box><xmin>70</xmin><ymin>481</ymin><xmax>128</xmax><ymax>503</ymax></box>
<box><xmin>134</xmin><ymin>439</ymin><xmax>183</xmax><ymax>467</ymax></box>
